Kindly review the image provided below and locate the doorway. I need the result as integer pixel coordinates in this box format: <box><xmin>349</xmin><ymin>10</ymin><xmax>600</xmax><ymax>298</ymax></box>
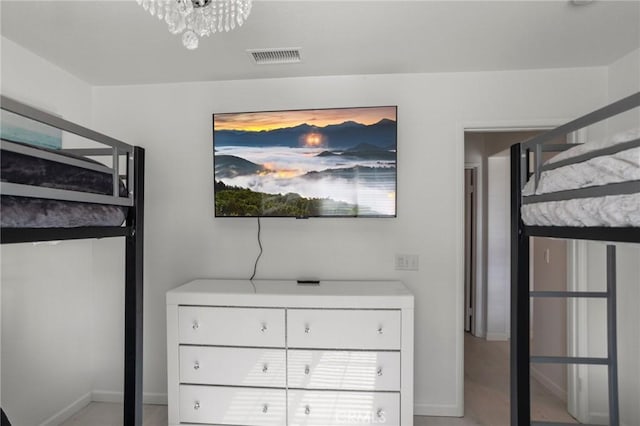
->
<box><xmin>462</xmin><ymin>129</ymin><xmax>577</xmax><ymax>424</ymax></box>
<box><xmin>464</xmin><ymin>130</ymin><xmax>545</xmax><ymax>340</ymax></box>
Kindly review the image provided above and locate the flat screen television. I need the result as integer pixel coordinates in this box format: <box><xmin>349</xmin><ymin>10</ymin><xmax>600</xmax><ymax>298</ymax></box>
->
<box><xmin>213</xmin><ymin>106</ymin><xmax>397</xmax><ymax>218</ymax></box>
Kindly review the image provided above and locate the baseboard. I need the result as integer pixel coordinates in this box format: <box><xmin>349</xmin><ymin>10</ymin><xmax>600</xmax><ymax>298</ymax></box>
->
<box><xmin>588</xmin><ymin>411</ymin><xmax>632</xmax><ymax>426</ymax></box>
<box><xmin>531</xmin><ymin>366</ymin><xmax>567</xmax><ymax>402</ymax></box>
<box><xmin>485</xmin><ymin>332</ymin><xmax>509</xmax><ymax>341</ymax></box>
<box><xmin>143</xmin><ymin>392</ymin><xmax>168</xmax><ymax>405</ymax></box>
<box><xmin>92</xmin><ymin>390</ymin><xmax>168</xmax><ymax>405</ymax></box>
<box><xmin>414</xmin><ymin>402</ymin><xmax>463</xmax><ymax>417</ymax></box>
<box><xmin>38</xmin><ymin>392</ymin><xmax>92</xmax><ymax>426</ymax></box>
<box><xmin>588</xmin><ymin>411</ymin><xmax>609</xmax><ymax>425</ymax></box>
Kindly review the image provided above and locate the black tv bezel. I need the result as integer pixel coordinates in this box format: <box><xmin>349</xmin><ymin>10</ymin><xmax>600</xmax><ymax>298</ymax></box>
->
<box><xmin>212</xmin><ymin>105</ymin><xmax>398</xmax><ymax>219</ymax></box>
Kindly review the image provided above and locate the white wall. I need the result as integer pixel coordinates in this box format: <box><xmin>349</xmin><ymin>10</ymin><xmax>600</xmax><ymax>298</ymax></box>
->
<box><xmin>0</xmin><ymin>37</ymin><xmax>98</xmax><ymax>425</ymax></box>
<box><xmin>608</xmin><ymin>48</ymin><xmax>640</xmax><ymax>132</ymax></box>
<box><xmin>92</xmin><ymin>67</ymin><xmax>607</xmax><ymax>415</ymax></box>
<box><xmin>486</xmin><ymin>152</ymin><xmax>510</xmax><ymax>341</ymax></box>
<box><xmin>531</xmin><ymin>237</ymin><xmax>568</xmax><ymax>401</ymax></box>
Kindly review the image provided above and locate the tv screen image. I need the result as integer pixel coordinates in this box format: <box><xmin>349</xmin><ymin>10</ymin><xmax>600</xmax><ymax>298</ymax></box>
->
<box><xmin>213</xmin><ymin>106</ymin><xmax>397</xmax><ymax>217</ymax></box>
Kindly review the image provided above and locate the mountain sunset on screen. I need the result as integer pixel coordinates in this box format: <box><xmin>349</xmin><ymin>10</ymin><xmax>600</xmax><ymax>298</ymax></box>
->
<box><xmin>213</xmin><ymin>106</ymin><xmax>397</xmax><ymax>217</ymax></box>
<box><xmin>214</xmin><ymin>107</ymin><xmax>396</xmax><ymax>132</ymax></box>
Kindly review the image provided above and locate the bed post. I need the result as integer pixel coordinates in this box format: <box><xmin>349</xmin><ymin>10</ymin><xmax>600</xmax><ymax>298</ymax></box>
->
<box><xmin>606</xmin><ymin>245</ymin><xmax>620</xmax><ymax>426</ymax></box>
<box><xmin>124</xmin><ymin>147</ymin><xmax>144</xmax><ymax>426</ymax></box>
<box><xmin>510</xmin><ymin>143</ymin><xmax>530</xmax><ymax>426</ymax></box>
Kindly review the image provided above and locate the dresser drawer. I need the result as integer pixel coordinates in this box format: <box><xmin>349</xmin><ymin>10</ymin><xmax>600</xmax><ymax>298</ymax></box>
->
<box><xmin>288</xmin><ymin>350</ymin><xmax>400</xmax><ymax>391</ymax></box>
<box><xmin>180</xmin><ymin>385</ymin><xmax>286</xmax><ymax>426</ymax></box>
<box><xmin>288</xmin><ymin>390</ymin><xmax>399</xmax><ymax>426</ymax></box>
<box><xmin>180</xmin><ymin>346</ymin><xmax>286</xmax><ymax>388</ymax></box>
<box><xmin>179</xmin><ymin>306</ymin><xmax>285</xmax><ymax>347</ymax></box>
<box><xmin>287</xmin><ymin>309</ymin><xmax>401</xmax><ymax>350</ymax></box>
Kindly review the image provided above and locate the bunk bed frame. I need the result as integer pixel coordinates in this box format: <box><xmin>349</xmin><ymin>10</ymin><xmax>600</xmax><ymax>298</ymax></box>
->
<box><xmin>510</xmin><ymin>91</ymin><xmax>640</xmax><ymax>426</ymax></box>
<box><xmin>0</xmin><ymin>95</ymin><xmax>144</xmax><ymax>426</ymax></box>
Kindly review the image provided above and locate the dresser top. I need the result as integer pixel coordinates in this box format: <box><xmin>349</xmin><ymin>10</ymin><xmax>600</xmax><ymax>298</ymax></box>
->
<box><xmin>167</xmin><ymin>279</ymin><xmax>414</xmax><ymax>309</ymax></box>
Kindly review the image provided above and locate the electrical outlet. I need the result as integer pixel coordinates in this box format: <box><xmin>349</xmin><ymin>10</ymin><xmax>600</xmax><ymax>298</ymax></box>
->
<box><xmin>395</xmin><ymin>254</ymin><xmax>419</xmax><ymax>271</ymax></box>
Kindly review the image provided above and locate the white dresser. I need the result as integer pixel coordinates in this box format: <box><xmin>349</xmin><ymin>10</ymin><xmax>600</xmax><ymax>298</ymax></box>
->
<box><xmin>167</xmin><ymin>279</ymin><xmax>414</xmax><ymax>426</ymax></box>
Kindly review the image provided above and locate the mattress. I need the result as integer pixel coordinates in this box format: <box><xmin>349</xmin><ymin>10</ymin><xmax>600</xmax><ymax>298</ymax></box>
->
<box><xmin>522</xmin><ymin>130</ymin><xmax>640</xmax><ymax>227</ymax></box>
<box><xmin>1</xmin><ymin>144</ymin><xmax>128</xmax><ymax>228</ymax></box>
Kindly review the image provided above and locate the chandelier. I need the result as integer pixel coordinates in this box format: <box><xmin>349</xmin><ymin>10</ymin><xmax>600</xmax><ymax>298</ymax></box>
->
<box><xmin>136</xmin><ymin>0</ymin><xmax>252</xmax><ymax>50</ymax></box>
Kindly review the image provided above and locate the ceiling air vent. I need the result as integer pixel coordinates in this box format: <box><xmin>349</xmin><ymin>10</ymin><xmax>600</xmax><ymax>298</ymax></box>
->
<box><xmin>248</xmin><ymin>48</ymin><xmax>302</xmax><ymax>65</ymax></box>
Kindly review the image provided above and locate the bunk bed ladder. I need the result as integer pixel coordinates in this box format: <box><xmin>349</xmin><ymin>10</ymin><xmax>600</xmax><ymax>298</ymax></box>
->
<box><xmin>529</xmin><ymin>244</ymin><xmax>619</xmax><ymax>426</ymax></box>
<box><xmin>511</xmin><ymin>144</ymin><xmax>620</xmax><ymax>426</ymax></box>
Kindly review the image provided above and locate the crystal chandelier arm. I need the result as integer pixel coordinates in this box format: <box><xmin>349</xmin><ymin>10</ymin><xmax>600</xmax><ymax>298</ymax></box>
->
<box><xmin>137</xmin><ymin>0</ymin><xmax>252</xmax><ymax>50</ymax></box>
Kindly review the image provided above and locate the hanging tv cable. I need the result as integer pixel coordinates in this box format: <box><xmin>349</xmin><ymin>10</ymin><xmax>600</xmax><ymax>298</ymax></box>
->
<box><xmin>249</xmin><ymin>217</ymin><xmax>262</xmax><ymax>283</ymax></box>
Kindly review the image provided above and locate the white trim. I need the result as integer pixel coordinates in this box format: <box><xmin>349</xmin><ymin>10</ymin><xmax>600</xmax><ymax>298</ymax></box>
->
<box><xmin>465</xmin><ymin>162</ymin><xmax>485</xmax><ymax>338</ymax></box>
<box><xmin>456</xmin><ymin>126</ymin><xmax>465</xmax><ymax>416</ymax></box>
<box><xmin>531</xmin><ymin>366</ymin><xmax>568</xmax><ymax>402</ymax></box>
<box><xmin>586</xmin><ymin>414</ymin><xmax>631</xmax><ymax>426</ymax></box>
<box><xmin>485</xmin><ymin>332</ymin><xmax>510</xmax><ymax>341</ymax></box>
<box><xmin>462</xmin><ymin>119</ymin><xmax>567</xmax><ymax>133</ymax></box>
<box><xmin>414</xmin><ymin>402</ymin><xmax>463</xmax><ymax>417</ymax></box>
<box><xmin>567</xmin><ymin>240</ymin><xmax>590</xmax><ymax>423</ymax></box>
<box><xmin>143</xmin><ymin>392</ymin><xmax>169</xmax><ymax>405</ymax></box>
<box><xmin>530</xmin><ymin>238</ymin><xmax>535</xmax><ymax>338</ymax></box>
<box><xmin>92</xmin><ymin>390</ymin><xmax>168</xmax><ymax>405</ymax></box>
<box><xmin>589</xmin><ymin>411</ymin><xmax>609</xmax><ymax>425</ymax></box>
<box><xmin>567</xmin><ymin>240</ymin><xmax>578</xmax><ymax>418</ymax></box>
<box><xmin>503</xmin><ymin>156</ymin><xmax>512</xmax><ymax>340</ymax></box>
<box><xmin>91</xmin><ymin>390</ymin><xmax>124</xmax><ymax>403</ymax></box>
<box><xmin>38</xmin><ymin>392</ymin><xmax>92</xmax><ymax>426</ymax></box>
<box><xmin>455</xmin><ymin>125</ymin><xmax>465</xmax><ymax>418</ymax></box>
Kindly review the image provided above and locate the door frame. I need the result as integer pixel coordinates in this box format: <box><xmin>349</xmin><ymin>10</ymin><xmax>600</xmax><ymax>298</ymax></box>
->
<box><xmin>464</xmin><ymin>163</ymin><xmax>483</xmax><ymax>337</ymax></box>
<box><xmin>456</xmin><ymin>120</ymin><xmax>567</xmax><ymax>416</ymax></box>
<box><xmin>567</xmin><ymin>240</ymin><xmax>590</xmax><ymax>423</ymax></box>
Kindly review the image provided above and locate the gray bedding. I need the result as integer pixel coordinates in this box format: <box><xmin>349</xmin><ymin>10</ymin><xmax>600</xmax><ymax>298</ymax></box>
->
<box><xmin>1</xmin><ymin>146</ymin><xmax>128</xmax><ymax>228</ymax></box>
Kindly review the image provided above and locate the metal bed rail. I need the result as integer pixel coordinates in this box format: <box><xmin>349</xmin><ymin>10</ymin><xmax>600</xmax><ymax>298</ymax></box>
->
<box><xmin>515</xmin><ymin>91</ymin><xmax>640</xmax><ymax>243</ymax></box>
<box><xmin>519</xmin><ymin>91</ymin><xmax>640</xmax><ymax>193</ymax></box>
<box><xmin>1</xmin><ymin>95</ymin><xmax>135</xmax><ymax>207</ymax></box>
<box><xmin>511</xmin><ymin>92</ymin><xmax>640</xmax><ymax>426</ymax></box>
<box><xmin>0</xmin><ymin>97</ymin><xmax>145</xmax><ymax>426</ymax></box>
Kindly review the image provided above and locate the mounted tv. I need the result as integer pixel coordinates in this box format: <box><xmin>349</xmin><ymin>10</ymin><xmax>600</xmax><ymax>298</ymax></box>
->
<box><xmin>213</xmin><ymin>106</ymin><xmax>397</xmax><ymax>218</ymax></box>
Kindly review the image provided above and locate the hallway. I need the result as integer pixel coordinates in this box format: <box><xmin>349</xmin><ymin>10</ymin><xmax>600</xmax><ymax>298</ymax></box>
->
<box><xmin>416</xmin><ymin>333</ymin><xmax>577</xmax><ymax>425</ymax></box>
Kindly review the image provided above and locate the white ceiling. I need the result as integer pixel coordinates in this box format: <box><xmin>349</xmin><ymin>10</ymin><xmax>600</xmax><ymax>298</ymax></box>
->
<box><xmin>1</xmin><ymin>0</ymin><xmax>639</xmax><ymax>86</ymax></box>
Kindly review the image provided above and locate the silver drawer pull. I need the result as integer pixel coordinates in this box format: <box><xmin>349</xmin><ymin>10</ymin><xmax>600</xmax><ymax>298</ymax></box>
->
<box><xmin>194</xmin><ymin>401</ymin><xmax>200</xmax><ymax>410</ymax></box>
<box><xmin>262</xmin><ymin>364</ymin><xmax>268</xmax><ymax>373</ymax></box>
<box><xmin>304</xmin><ymin>365</ymin><xmax>310</xmax><ymax>375</ymax></box>
<box><xmin>377</xmin><ymin>327</ymin><xmax>383</xmax><ymax>334</ymax></box>
<box><xmin>376</xmin><ymin>408</ymin><xmax>384</xmax><ymax>419</ymax></box>
<box><xmin>377</xmin><ymin>368</ymin><xmax>383</xmax><ymax>376</ymax></box>
<box><xmin>304</xmin><ymin>325</ymin><xmax>310</xmax><ymax>334</ymax></box>
<box><xmin>194</xmin><ymin>361</ymin><xmax>200</xmax><ymax>370</ymax></box>
<box><xmin>305</xmin><ymin>405</ymin><xmax>310</xmax><ymax>415</ymax></box>
<box><xmin>262</xmin><ymin>404</ymin><xmax>269</xmax><ymax>413</ymax></box>
<box><xmin>261</xmin><ymin>323</ymin><xmax>268</xmax><ymax>332</ymax></box>
<box><xmin>192</xmin><ymin>321</ymin><xmax>200</xmax><ymax>330</ymax></box>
